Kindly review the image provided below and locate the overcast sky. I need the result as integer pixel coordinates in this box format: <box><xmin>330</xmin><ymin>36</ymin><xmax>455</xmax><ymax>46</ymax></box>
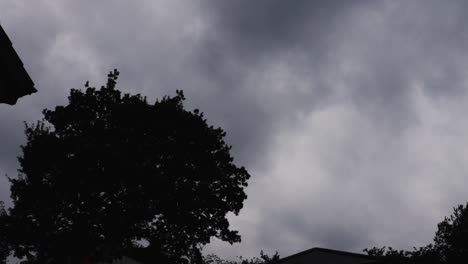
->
<box><xmin>2</xmin><ymin>0</ymin><xmax>468</xmax><ymax>261</ymax></box>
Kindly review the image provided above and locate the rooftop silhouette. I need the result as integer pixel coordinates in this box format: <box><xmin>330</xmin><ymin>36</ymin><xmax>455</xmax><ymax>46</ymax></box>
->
<box><xmin>276</xmin><ymin>247</ymin><xmax>383</xmax><ymax>264</ymax></box>
<box><xmin>0</xmin><ymin>24</ymin><xmax>36</xmax><ymax>105</ymax></box>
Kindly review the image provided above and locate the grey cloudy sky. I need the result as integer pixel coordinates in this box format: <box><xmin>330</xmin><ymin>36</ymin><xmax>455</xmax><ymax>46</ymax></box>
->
<box><xmin>2</xmin><ymin>0</ymin><xmax>468</xmax><ymax>260</ymax></box>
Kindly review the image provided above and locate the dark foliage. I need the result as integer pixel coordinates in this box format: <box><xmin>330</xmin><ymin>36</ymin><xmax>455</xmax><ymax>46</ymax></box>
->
<box><xmin>0</xmin><ymin>202</ymin><xmax>10</xmax><ymax>264</ymax></box>
<box><xmin>365</xmin><ymin>203</ymin><xmax>468</xmax><ymax>264</ymax></box>
<box><xmin>203</xmin><ymin>251</ymin><xmax>280</xmax><ymax>264</ymax></box>
<box><xmin>364</xmin><ymin>245</ymin><xmax>440</xmax><ymax>264</ymax></box>
<box><xmin>435</xmin><ymin>204</ymin><xmax>468</xmax><ymax>263</ymax></box>
<box><xmin>4</xmin><ymin>70</ymin><xmax>250</xmax><ymax>263</ymax></box>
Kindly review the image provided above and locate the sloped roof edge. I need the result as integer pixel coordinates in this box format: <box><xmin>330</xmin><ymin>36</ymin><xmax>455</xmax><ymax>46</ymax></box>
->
<box><xmin>0</xmin><ymin>24</ymin><xmax>36</xmax><ymax>105</ymax></box>
<box><xmin>275</xmin><ymin>247</ymin><xmax>382</xmax><ymax>264</ymax></box>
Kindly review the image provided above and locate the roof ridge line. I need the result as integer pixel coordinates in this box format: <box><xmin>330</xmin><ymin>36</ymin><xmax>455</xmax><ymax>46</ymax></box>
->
<box><xmin>274</xmin><ymin>247</ymin><xmax>379</xmax><ymax>264</ymax></box>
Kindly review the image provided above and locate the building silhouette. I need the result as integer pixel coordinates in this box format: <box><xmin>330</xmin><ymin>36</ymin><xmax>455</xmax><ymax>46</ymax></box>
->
<box><xmin>275</xmin><ymin>247</ymin><xmax>384</xmax><ymax>264</ymax></box>
<box><xmin>0</xmin><ymin>24</ymin><xmax>36</xmax><ymax>105</ymax></box>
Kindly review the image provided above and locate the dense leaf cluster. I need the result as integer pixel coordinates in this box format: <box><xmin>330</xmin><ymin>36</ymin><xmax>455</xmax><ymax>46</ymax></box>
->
<box><xmin>203</xmin><ymin>251</ymin><xmax>280</xmax><ymax>264</ymax></box>
<box><xmin>2</xmin><ymin>70</ymin><xmax>250</xmax><ymax>263</ymax></box>
<box><xmin>0</xmin><ymin>203</ymin><xmax>9</xmax><ymax>264</ymax></box>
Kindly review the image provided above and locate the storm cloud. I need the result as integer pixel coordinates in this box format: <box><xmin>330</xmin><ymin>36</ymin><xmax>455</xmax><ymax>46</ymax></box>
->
<box><xmin>2</xmin><ymin>0</ymin><xmax>468</xmax><ymax>261</ymax></box>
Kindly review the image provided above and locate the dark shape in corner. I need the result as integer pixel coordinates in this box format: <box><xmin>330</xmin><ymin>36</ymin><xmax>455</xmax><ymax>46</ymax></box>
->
<box><xmin>0</xmin><ymin>24</ymin><xmax>36</xmax><ymax>105</ymax></box>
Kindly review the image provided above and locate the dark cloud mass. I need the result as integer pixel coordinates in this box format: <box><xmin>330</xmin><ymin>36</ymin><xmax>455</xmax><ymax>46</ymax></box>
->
<box><xmin>2</xmin><ymin>0</ymin><xmax>468</xmax><ymax>261</ymax></box>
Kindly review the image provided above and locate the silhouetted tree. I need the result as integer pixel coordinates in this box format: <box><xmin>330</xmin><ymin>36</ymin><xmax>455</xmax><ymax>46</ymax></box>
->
<box><xmin>364</xmin><ymin>245</ymin><xmax>440</xmax><ymax>264</ymax></box>
<box><xmin>366</xmin><ymin>203</ymin><xmax>468</xmax><ymax>264</ymax></box>
<box><xmin>0</xmin><ymin>202</ymin><xmax>10</xmax><ymax>264</ymax></box>
<box><xmin>434</xmin><ymin>203</ymin><xmax>468</xmax><ymax>263</ymax></box>
<box><xmin>203</xmin><ymin>251</ymin><xmax>280</xmax><ymax>264</ymax></box>
<box><xmin>4</xmin><ymin>70</ymin><xmax>250</xmax><ymax>263</ymax></box>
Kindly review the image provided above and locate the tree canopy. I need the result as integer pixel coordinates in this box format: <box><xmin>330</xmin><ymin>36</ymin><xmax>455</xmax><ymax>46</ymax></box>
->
<box><xmin>365</xmin><ymin>203</ymin><xmax>468</xmax><ymax>264</ymax></box>
<box><xmin>3</xmin><ymin>70</ymin><xmax>250</xmax><ymax>263</ymax></box>
<box><xmin>0</xmin><ymin>202</ymin><xmax>9</xmax><ymax>264</ymax></box>
<box><xmin>203</xmin><ymin>251</ymin><xmax>280</xmax><ymax>264</ymax></box>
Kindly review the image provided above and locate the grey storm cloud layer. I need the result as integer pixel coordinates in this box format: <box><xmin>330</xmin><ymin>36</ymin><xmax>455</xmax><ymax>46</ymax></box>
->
<box><xmin>2</xmin><ymin>0</ymin><xmax>468</xmax><ymax>260</ymax></box>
